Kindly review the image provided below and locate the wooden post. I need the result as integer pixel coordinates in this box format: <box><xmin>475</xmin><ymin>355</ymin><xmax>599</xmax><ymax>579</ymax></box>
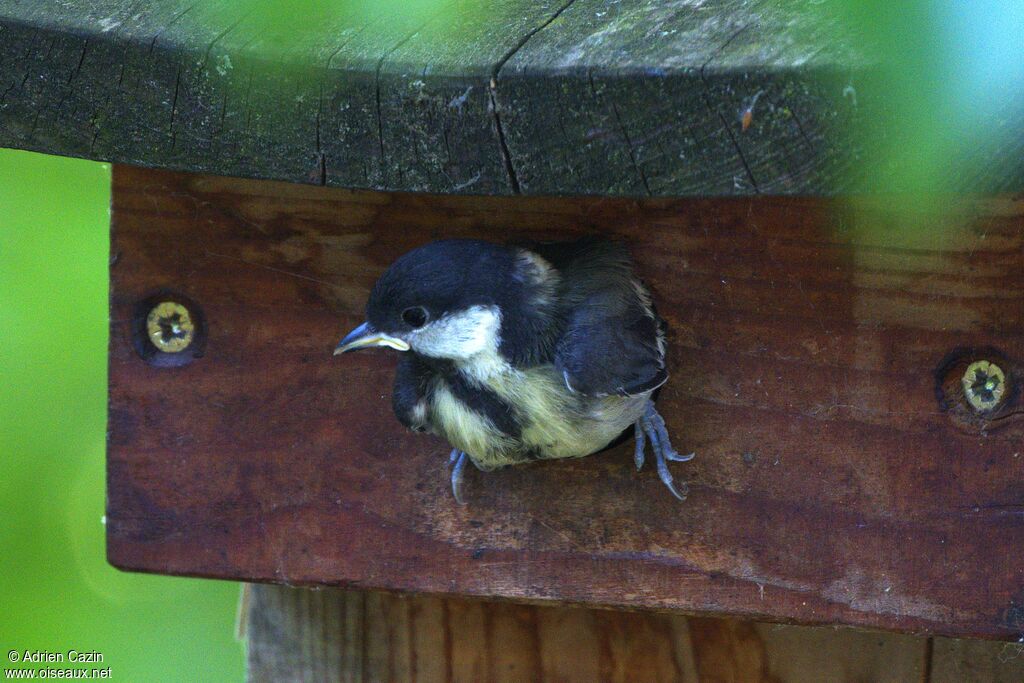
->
<box><xmin>244</xmin><ymin>585</ymin><xmax>1024</xmax><ymax>682</ymax></box>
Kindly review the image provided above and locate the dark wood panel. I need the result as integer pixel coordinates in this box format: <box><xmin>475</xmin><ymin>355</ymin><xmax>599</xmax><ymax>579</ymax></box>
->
<box><xmin>10</xmin><ymin>1</ymin><xmax>1020</xmax><ymax>195</ymax></box>
<box><xmin>107</xmin><ymin>166</ymin><xmax>1024</xmax><ymax>638</ymax></box>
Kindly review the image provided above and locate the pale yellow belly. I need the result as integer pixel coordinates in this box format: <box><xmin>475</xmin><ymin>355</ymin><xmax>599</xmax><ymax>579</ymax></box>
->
<box><xmin>430</xmin><ymin>365</ymin><xmax>648</xmax><ymax>470</ymax></box>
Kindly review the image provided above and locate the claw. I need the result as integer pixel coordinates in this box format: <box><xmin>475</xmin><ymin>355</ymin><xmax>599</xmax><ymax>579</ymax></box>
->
<box><xmin>634</xmin><ymin>401</ymin><xmax>693</xmax><ymax>500</ymax></box>
<box><xmin>666</xmin><ymin>451</ymin><xmax>695</xmax><ymax>463</ymax></box>
<box><xmin>655</xmin><ymin>454</ymin><xmax>689</xmax><ymax>501</ymax></box>
<box><xmin>633</xmin><ymin>422</ymin><xmax>646</xmax><ymax>470</ymax></box>
<box><xmin>646</xmin><ymin>404</ymin><xmax>692</xmax><ymax>462</ymax></box>
<box><xmin>450</xmin><ymin>450</ymin><xmax>468</xmax><ymax>505</ymax></box>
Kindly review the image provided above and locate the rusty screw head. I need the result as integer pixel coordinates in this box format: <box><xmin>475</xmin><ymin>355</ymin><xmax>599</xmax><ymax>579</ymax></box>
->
<box><xmin>132</xmin><ymin>292</ymin><xmax>205</xmax><ymax>367</ymax></box>
<box><xmin>145</xmin><ymin>301</ymin><xmax>195</xmax><ymax>353</ymax></box>
<box><xmin>962</xmin><ymin>360</ymin><xmax>1006</xmax><ymax>412</ymax></box>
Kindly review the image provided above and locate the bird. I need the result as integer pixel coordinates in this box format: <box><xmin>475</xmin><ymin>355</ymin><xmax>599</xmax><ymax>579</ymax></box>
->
<box><xmin>334</xmin><ymin>238</ymin><xmax>693</xmax><ymax>504</ymax></box>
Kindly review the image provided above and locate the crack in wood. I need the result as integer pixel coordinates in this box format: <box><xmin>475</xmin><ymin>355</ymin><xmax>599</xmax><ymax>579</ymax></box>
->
<box><xmin>168</xmin><ymin>64</ymin><xmax>181</xmax><ymax>147</ymax></box>
<box><xmin>373</xmin><ymin>13</ymin><xmax>448</xmax><ymax>188</ymax></box>
<box><xmin>242</xmin><ymin>69</ymin><xmax>254</xmax><ymax>131</ymax></box>
<box><xmin>699</xmin><ymin>22</ymin><xmax>760</xmax><ymax>192</ymax></box>
<box><xmin>590</xmin><ymin>70</ymin><xmax>653</xmax><ymax>197</ymax></box>
<box><xmin>149</xmin><ymin>2</ymin><xmax>198</xmax><ymax>55</ymax></box>
<box><xmin>788</xmin><ymin>106</ymin><xmax>816</xmax><ymax>153</ymax></box>
<box><xmin>490</xmin><ymin>0</ymin><xmax>580</xmax><ymax>194</ymax></box>
<box><xmin>68</xmin><ymin>38</ymin><xmax>88</xmax><ymax>85</ymax></box>
<box><xmin>488</xmin><ymin>80</ymin><xmax>520</xmax><ymax>194</ymax></box>
<box><xmin>314</xmin><ymin>26</ymin><xmax>368</xmax><ymax>187</ymax></box>
<box><xmin>200</xmin><ymin>9</ymin><xmax>254</xmax><ymax>69</ymax></box>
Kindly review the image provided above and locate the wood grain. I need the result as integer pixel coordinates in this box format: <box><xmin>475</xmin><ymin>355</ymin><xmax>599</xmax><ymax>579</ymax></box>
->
<box><xmin>107</xmin><ymin>166</ymin><xmax>1024</xmax><ymax>639</ymax></box>
<box><xmin>246</xmin><ymin>585</ymin><xmax>933</xmax><ymax>683</ymax></box>
<box><xmin>8</xmin><ymin>1</ymin><xmax>1020</xmax><ymax>195</ymax></box>
<box><xmin>931</xmin><ymin>636</ymin><xmax>1024</xmax><ymax>683</ymax></box>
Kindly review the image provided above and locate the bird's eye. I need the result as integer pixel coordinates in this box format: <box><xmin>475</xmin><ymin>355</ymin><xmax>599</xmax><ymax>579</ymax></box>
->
<box><xmin>401</xmin><ymin>306</ymin><xmax>429</xmax><ymax>328</ymax></box>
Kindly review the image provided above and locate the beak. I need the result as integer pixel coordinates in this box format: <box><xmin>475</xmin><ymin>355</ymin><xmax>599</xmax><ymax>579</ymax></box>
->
<box><xmin>333</xmin><ymin>321</ymin><xmax>410</xmax><ymax>354</ymax></box>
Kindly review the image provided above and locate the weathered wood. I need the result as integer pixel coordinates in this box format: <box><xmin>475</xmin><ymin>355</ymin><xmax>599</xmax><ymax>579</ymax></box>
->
<box><xmin>497</xmin><ymin>0</ymin><xmax>864</xmax><ymax>195</ymax></box>
<box><xmin>107</xmin><ymin>166</ymin><xmax>1024</xmax><ymax>639</ymax></box>
<box><xmin>8</xmin><ymin>0</ymin><xmax>1015</xmax><ymax>196</ymax></box>
<box><xmin>246</xmin><ymin>585</ymin><xmax>930</xmax><ymax>682</ymax></box>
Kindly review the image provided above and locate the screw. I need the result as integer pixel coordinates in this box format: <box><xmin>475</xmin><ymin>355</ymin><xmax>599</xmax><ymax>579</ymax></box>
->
<box><xmin>961</xmin><ymin>360</ymin><xmax>1007</xmax><ymax>412</ymax></box>
<box><xmin>145</xmin><ymin>301</ymin><xmax>195</xmax><ymax>353</ymax></box>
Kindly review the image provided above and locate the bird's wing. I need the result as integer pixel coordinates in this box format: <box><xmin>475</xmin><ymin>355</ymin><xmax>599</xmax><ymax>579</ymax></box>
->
<box><xmin>392</xmin><ymin>352</ymin><xmax>435</xmax><ymax>430</ymax></box>
<box><xmin>534</xmin><ymin>240</ymin><xmax>668</xmax><ymax>398</ymax></box>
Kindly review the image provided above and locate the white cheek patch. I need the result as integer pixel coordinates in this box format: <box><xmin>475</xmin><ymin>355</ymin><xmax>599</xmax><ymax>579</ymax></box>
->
<box><xmin>409</xmin><ymin>305</ymin><xmax>502</xmax><ymax>360</ymax></box>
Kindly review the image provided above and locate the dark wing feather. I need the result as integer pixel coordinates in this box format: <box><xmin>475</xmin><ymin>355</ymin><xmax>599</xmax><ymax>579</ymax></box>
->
<box><xmin>532</xmin><ymin>240</ymin><xmax>668</xmax><ymax>398</ymax></box>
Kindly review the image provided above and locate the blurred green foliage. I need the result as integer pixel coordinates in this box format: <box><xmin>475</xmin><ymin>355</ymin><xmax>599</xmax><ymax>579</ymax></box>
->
<box><xmin>175</xmin><ymin>0</ymin><xmax>455</xmax><ymax>57</ymax></box>
<box><xmin>0</xmin><ymin>149</ymin><xmax>243</xmax><ymax>681</ymax></box>
<box><xmin>842</xmin><ymin>0</ymin><xmax>1024</xmax><ymax>197</ymax></box>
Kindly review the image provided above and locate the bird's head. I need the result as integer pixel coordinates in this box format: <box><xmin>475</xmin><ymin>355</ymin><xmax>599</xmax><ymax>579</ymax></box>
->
<box><xmin>334</xmin><ymin>240</ymin><xmax>559</xmax><ymax>364</ymax></box>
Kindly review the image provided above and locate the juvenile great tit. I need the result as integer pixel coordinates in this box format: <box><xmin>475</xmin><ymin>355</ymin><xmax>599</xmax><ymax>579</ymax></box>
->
<box><xmin>335</xmin><ymin>238</ymin><xmax>694</xmax><ymax>503</ymax></box>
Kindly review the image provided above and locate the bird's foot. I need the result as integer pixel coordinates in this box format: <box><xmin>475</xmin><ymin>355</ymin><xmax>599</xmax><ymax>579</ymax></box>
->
<box><xmin>449</xmin><ymin>449</ymin><xmax>470</xmax><ymax>505</ymax></box>
<box><xmin>634</xmin><ymin>401</ymin><xmax>694</xmax><ymax>500</ymax></box>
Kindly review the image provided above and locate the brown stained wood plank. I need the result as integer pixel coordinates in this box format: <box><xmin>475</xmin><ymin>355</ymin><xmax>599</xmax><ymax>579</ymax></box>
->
<box><xmin>107</xmin><ymin>166</ymin><xmax>1024</xmax><ymax>639</ymax></box>
<box><xmin>246</xmin><ymin>586</ymin><xmax>931</xmax><ymax>682</ymax></box>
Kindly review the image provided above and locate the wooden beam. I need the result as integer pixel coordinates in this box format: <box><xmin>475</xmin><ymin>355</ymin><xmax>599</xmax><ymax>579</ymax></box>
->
<box><xmin>3</xmin><ymin>0</ymin><xmax>996</xmax><ymax>196</ymax></box>
<box><xmin>107</xmin><ymin>166</ymin><xmax>1024</xmax><ymax>639</ymax></box>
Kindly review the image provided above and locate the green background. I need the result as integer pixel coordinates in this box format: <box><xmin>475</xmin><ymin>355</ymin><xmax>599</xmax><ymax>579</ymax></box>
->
<box><xmin>0</xmin><ymin>3</ymin><xmax>1020</xmax><ymax>680</ymax></box>
<box><xmin>0</xmin><ymin>149</ymin><xmax>244</xmax><ymax>681</ymax></box>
